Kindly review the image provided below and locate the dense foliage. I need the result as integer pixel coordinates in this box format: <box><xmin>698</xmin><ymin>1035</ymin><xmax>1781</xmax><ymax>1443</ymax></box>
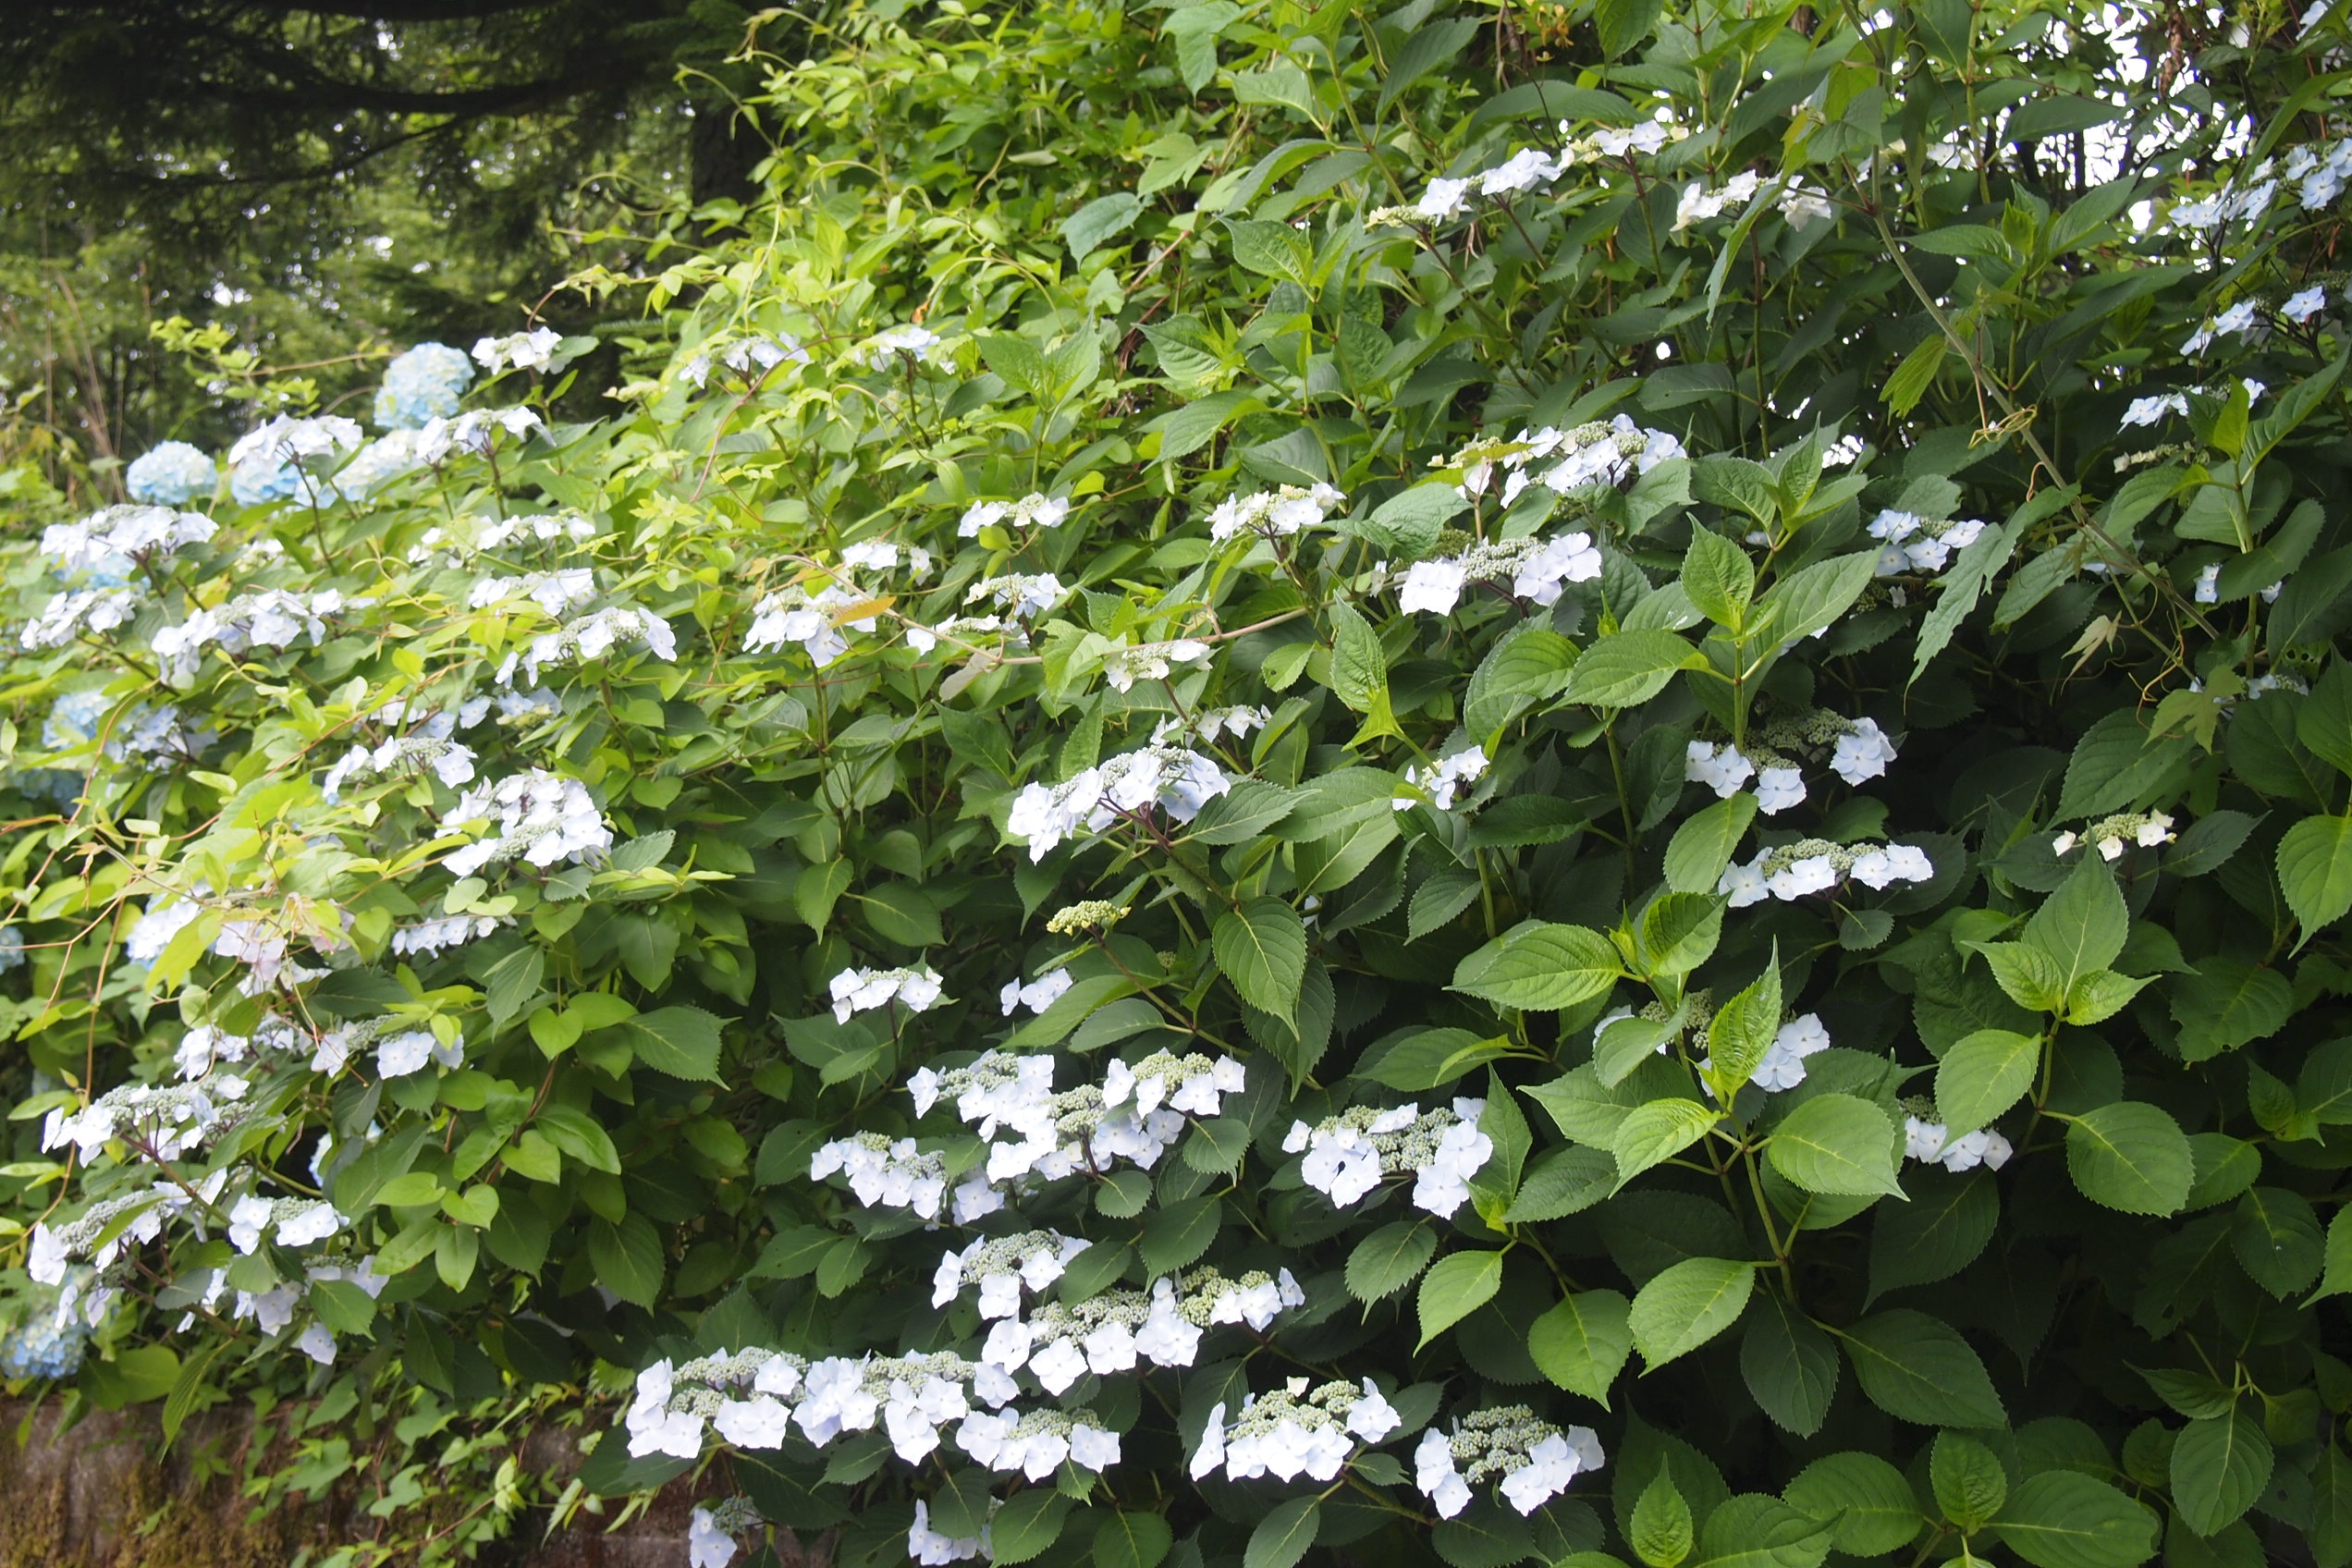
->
<box><xmin>8</xmin><ymin>2</ymin><xmax>2352</xmax><ymax>1567</ymax></box>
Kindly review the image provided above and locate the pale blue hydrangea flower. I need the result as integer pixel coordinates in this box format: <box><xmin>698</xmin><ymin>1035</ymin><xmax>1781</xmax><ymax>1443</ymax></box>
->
<box><xmin>334</xmin><ymin>429</ymin><xmax>426</xmax><ymax>500</ymax></box>
<box><xmin>41</xmin><ymin>690</ymin><xmax>110</xmax><ymax>752</ymax></box>
<box><xmin>227</xmin><ymin>415</ymin><xmax>361</xmax><ymax>506</ymax></box>
<box><xmin>124</xmin><ymin>442</ymin><xmax>217</xmax><ymax>506</ymax></box>
<box><xmin>374</xmin><ymin>342</ymin><xmax>475</xmax><ymax>430</ymax></box>
<box><xmin>0</xmin><ymin>1294</ymin><xmax>90</xmax><ymax>1379</ymax></box>
<box><xmin>0</xmin><ymin>926</ymin><xmax>24</xmax><ymax>973</ymax></box>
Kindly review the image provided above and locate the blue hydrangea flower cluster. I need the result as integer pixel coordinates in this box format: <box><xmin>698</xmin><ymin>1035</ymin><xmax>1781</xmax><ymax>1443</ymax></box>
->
<box><xmin>123</xmin><ymin>442</ymin><xmax>217</xmax><ymax>506</ymax></box>
<box><xmin>42</xmin><ymin>690</ymin><xmax>110</xmax><ymax>752</ymax></box>
<box><xmin>0</xmin><ymin>925</ymin><xmax>25</xmax><ymax>974</ymax></box>
<box><xmin>0</xmin><ymin>1303</ymin><xmax>89</xmax><ymax>1380</ymax></box>
<box><xmin>19</xmin><ymin>690</ymin><xmax>110</xmax><ymax>807</ymax></box>
<box><xmin>374</xmin><ymin>342</ymin><xmax>475</xmax><ymax>429</ymax></box>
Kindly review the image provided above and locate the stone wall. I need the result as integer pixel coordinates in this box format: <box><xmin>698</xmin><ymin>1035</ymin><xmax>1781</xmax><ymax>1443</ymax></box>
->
<box><xmin>0</xmin><ymin>1401</ymin><xmax>799</xmax><ymax>1568</ymax></box>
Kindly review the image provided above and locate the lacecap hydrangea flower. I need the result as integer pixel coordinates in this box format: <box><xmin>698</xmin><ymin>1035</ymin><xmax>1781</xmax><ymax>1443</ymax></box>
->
<box><xmin>123</xmin><ymin>442</ymin><xmax>217</xmax><ymax>506</ymax></box>
<box><xmin>374</xmin><ymin>342</ymin><xmax>475</xmax><ymax>429</ymax></box>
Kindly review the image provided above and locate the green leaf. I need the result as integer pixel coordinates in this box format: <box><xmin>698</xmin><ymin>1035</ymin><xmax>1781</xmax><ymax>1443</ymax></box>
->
<box><xmin>1503</xmin><ymin>1145</ymin><xmax>1617</xmax><ymax>1221</ymax></box>
<box><xmin>482</xmin><ymin>944</ymin><xmax>545</xmax><ymax>1027</ymax></box>
<box><xmin>1682</xmin><ymin>531</ymin><xmax>1757</xmax><ymax>628</ymax></box>
<box><xmin>161</xmin><ymin>1335</ymin><xmax>232</xmax><ymax>1450</ymax></box>
<box><xmin>1740</xmin><ymin>1292</ymin><xmax>1840</xmax><ymax>1437</ymax></box>
<box><xmin>1245</xmin><ymin>1498</ymin><xmax>1320</xmax><ymax>1568</ymax></box>
<box><xmin>1061</xmin><ymin>193</ymin><xmax>1143</xmax><ymax>259</ymax></box>
<box><xmin>614</xmin><ymin>1005</ymin><xmax>727</xmax><ymax>1082</ymax></box>
<box><xmin>1930</xmin><ymin>1433</ymin><xmax>2008</xmax><ymax>1531</ymax></box>
<box><xmin>2315</xmin><ymin>1207</ymin><xmax>2352</xmax><ymax>1301</ymax></box>
<box><xmin>1140</xmin><ymin>1194</ymin><xmax>1221</xmax><ymax>1274</ymax></box>
<box><xmin>2230</xmin><ymin>1186</ymin><xmax>2323</xmax><ymax>1298</ymax></box>
<box><xmin>1755</xmin><ymin>552</ymin><xmax>1879</xmax><ymax>645</ymax></box>
<box><xmin>1613</xmin><ymin>1097</ymin><xmax>1720</xmax><ymax>1187</ymax></box>
<box><xmin>1530</xmin><ymin>1288</ymin><xmax>1635</xmax><ymax>1406</ymax></box>
<box><xmin>588</xmin><ymin>1214</ymin><xmax>664</xmax><ymax>1307</ymax></box>
<box><xmin>1868</xmin><ymin>1170</ymin><xmax>1998</xmax><ymax>1301</ymax></box>
<box><xmin>2024</xmin><ymin>860</ymin><xmax>2128</xmax><ymax>995</ymax></box>
<box><xmin>2172</xmin><ymin>959</ymin><xmax>2295</xmax><ymax>1060</ymax></box>
<box><xmin>1975</xmin><ymin>942</ymin><xmax>2070</xmax><ymax>1012</ymax></box>
<box><xmin>1328</xmin><ymin>600</ymin><xmax>1390</xmax><ymax>716</ymax></box>
<box><xmin>1767</xmin><ymin>1095</ymin><xmax>1904</xmax><ymax>1197</ymax></box>
<box><xmin>2280</xmin><ymin>815</ymin><xmax>2352</xmax><ymax>937</ymax></box>
<box><xmin>1228</xmin><ymin>219</ymin><xmax>1311</xmax><ymax>284</ymax></box>
<box><xmin>1842</xmin><ymin>1308</ymin><xmax>2007</xmax><ymax>1427</ymax></box>
<box><xmin>1452</xmin><ymin>921</ymin><xmax>1624</xmax><ymax>1011</ymax></box>
<box><xmin>1096</xmin><ymin>1513</ymin><xmax>1173</xmax><ymax>1568</ymax></box>
<box><xmin>1632</xmin><ymin>1464</ymin><xmax>1695</xmax><ymax>1568</ymax></box>
<box><xmin>1376</xmin><ymin>15</ymin><xmax>1480</xmax><ymax>107</ymax></box>
<box><xmin>2301</xmin><ymin>659</ymin><xmax>2352</xmax><ymax>778</ymax></box>
<box><xmin>1637</xmin><ymin>893</ymin><xmax>1725</xmax><ymax>981</ymax></box>
<box><xmin>1885</xmin><ymin>334</ymin><xmax>1949</xmax><ymax>417</ymax></box>
<box><xmin>993</xmin><ymin>1491</ymin><xmax>1072</xmax><ymax>1565</ymax></box>
<box><xmin>1594</xmin><ymin>0</ymin><xmax>1665</xmax><ymax>56</ymax></box>
<box><xmin>1213</xmin><ymin>898</ymin><xmax>1307</xmax><ymax>1026</ymax></box>
<box><xmin>1564</xmin><ymin>629</ymin><xmax>1702</xmax><ymax>708</ymax></box>
<box><xmin>1596</xmin><ymin>1011</ymin><xmax>1675</xmax><ymax>1087</ymax></box>
<box><xmin>1704</xmin><ymin>956</ymin><xmax>1782</xmax><ymax>1096</ymax></box>
<box><xmin>1346</xmin><ymin>1221</ymin><xmax>1436</xmax><ymax>1302</ymax></box>
<box><xmin>2055</xmin><ymin>710</ymin><xmax>2193</xmax><ymax>819</ymax></box>
<box><xmin>1364</xmin><ymin>484</ymin><xmax>1472</xmax><ymax>557</ymax></box>
<box><xmin>1684</xmin><ymin>1493</ymin><xmax>1835</xmax><ymax>1568</ymax></box>
<box><xmin>2065</xmin><ymin>1102</ymin><xmax>2192</xmax><ymax>1215</ymax></box>
<box><xmin>1991</xmin><ymin>1473</ymin><xmax>2162</xmax><ymax>1568</ymax></box>
<box><xmin>1418</xmin><ymin>1249</ymin><xmax>1506</xmax><ymax>1348</ymax></box>
<box><xmin>2170</xmin><ymin>1409</ymin><xmax>2273</xmax><ymax>1537</ymax></box>
<box><xmin>979</xmin><ymin>333</ymin><xmax>1049</xmax><ymax>396</ymax></box>
<box><xmin>1784</xmin><ymin>1452</ymin><xmax>1922</xmax><ymax>1556</ymax></box>
<box><xmin>1145</xmin><ymin>389</ymin><xmax>1260</xmax><ymax>461</ymax></box>
<box><xmin>1664</xmin><ymin>794</ymin><xmax>1758</xmax><ymax>894</ymax></box>
<box><xmin>1935</xmin><ymin>1029</ymin><xmax>2040</xmax><ymax>1136</ymax></box>
<box><xmin>1628</xmin><ymin>1257</ymin><xmax>1757</xmax><ymax>1370</ymax></box>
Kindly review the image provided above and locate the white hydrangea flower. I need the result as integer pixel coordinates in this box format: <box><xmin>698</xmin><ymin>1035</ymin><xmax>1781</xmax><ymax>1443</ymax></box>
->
<box><xmin>999</xmin><ymin>967</ymin><xmax>1074</xmax><ymax>1016</ymax></box>
<box><xmin>1830</xmin><ymin>717</ymin><xmax>1898</xmax><ymax>784</ymax></box>
<box><xmin>1398</xmin><ymin>747</ymin><xmax>1488</xmax><ymax>812</ymax></box>
<box><xmin>1685</xmin><ymin>741</ymin><xmax>1756</xmax><ymax>798</ymax></box>
<box><xmin>471</xmin><ymin>327</ymin><xmax>568</xmax><ymax>374</ymax></box>
<box><xmin>1754</xmin><ymin>765</ymin><xmax>1806</xmax><ymax>815</ymax></box>
<box><xmin>830</xmin><ymin>964</ymin><xmax>945</xmax><ymax>1023</ymax></box>
<box><xmin>1103</xmin><ymin>639</ymin><xmax>1211</xmax><ymax>692</ymax></box>
<box><xmin>442</xmin><ymin>769</ymin><xmax>612</xmax><ymax>876</ymax></box>
<box><xmin>1752</xmin><ymin>1013</ymin><xmax>1831</xmax><ymax>1092</ymax></box>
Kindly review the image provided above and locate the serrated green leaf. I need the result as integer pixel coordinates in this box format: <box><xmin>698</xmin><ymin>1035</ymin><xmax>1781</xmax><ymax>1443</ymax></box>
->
<box><xmin>1629</xmin><ymin>1257</ymin><xmax>1756</xmax><ymax>1370</ymax></box>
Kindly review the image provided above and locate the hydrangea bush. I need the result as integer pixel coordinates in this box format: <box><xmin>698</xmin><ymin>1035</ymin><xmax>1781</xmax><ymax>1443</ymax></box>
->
<box><xmin>8</xmin><ymin>2</ymin><xmax>2352</xmax><ymax>1567</ymax></box>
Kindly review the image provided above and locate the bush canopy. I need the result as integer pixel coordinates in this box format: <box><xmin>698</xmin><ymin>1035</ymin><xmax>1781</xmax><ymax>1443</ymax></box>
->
<box><xmin>8</xmin><ymin>2</ymin><xmax>2352</xmax><ymax>1567</ymax></box>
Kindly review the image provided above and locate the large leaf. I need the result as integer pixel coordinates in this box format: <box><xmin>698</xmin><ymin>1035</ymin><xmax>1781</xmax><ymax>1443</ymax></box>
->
<box><xmin>1784</xmin><ymin>1453</ymin><xmax>1922</xmax><ymax>1556</ymax></box>
<box><xmin>1531</xmin><ymin>1288</ymin><xmax>1635</xmax><ymax>1406</ymax></box>
<box><xmin>1841</xmin><ymin>1309</ymin><xmax>2006</xmax><ymax>1427</ymax></box>
<box><xmin>1417</xmin><ymin>1249</ymin><xmax>1506</xmax><ymax>1348</ymax></box>
<box><xmin>1452</xmin><ymin>921</ymin><xmax>1624</xmax><ymax>1011</ymax></box>
<box><xmin>1767</xmin><ymin>1095</ymin><xmax>1904</xmax><ymax>1197</ymax></box>
<box><xmin>1992</xmin><ymin>1473</ymin><xmax>2162</xmax><ymax>1568</ymax></box>
<box><xmin>1213</xmin><ymin>898</ymin><xmax>1307</xmax><ymax>1025</ymax></box>
<box><xmin>2281</xmin><ymin>815</ymin><xmax>2352</xmax><ymax>937</ymax></box>
<box><xmin>2170</xmin><ymin>1408</ymin><xmax>2273</xmax><ymax>1537</ymax></box>
<box><xmin>1563</xmin><ymin>629</ymin><xmax>1702</xmax><ymax>707</ymax></box>
<box><xmin>1934</xmin><ymin>1029</ymin><xmax>2040</xmax><ymax>1136</ymax></box>
<box><xmin>1741</xmin><ymin>1292</ymin><xmax>1840</xmax><ymax>1436</ymax></box>
<box><xmin>615</xmin><ymin>1005</ymin><xmax>727</xmax><ymax>1082</ymax></box>
<box><xmin>1629</xmin><ymin>1257</ymin><xmax>1757</xmax><ymax>1370</ymax></box>
<box><xmin>2065</xmin><ymin>1102</ymin><xmax>2192</xmax><ymax>1215</ymax></box>
<box><xmin>2023</xmin><ymin>860</ymin><xmax>2128</xmax><ymax>995</ymax></box>
<box><xmin>1245</xmin><ymin>1499</ymin><xmax>1321</xmax><ymax>1568</ymax></box>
